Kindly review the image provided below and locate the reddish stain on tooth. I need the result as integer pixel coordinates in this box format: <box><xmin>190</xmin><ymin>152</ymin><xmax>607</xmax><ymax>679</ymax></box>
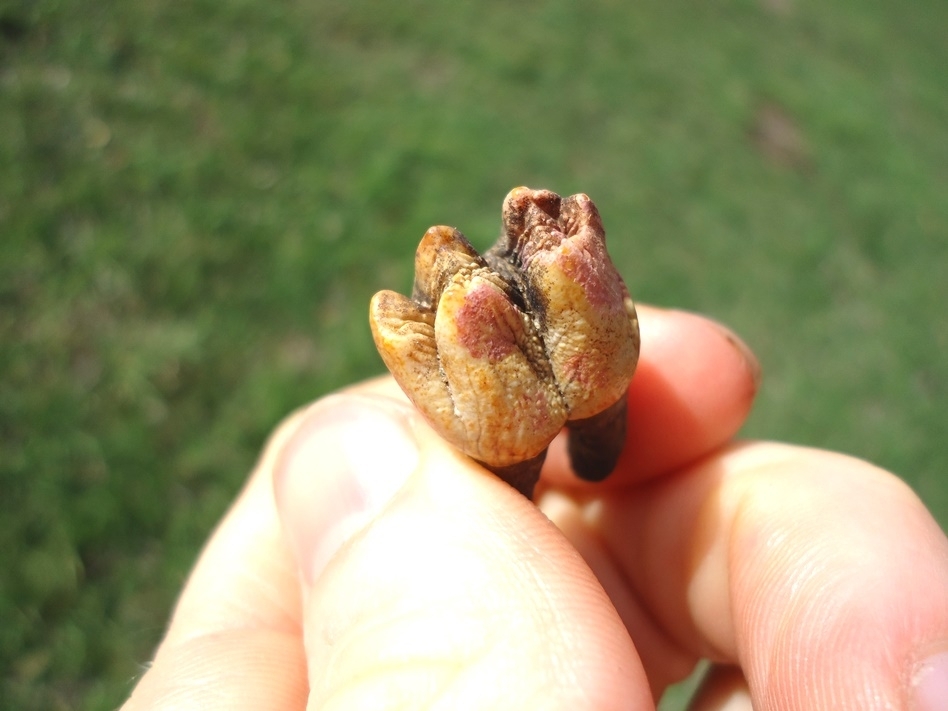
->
<box><xmin>562</xmin><ymin>352</ymin><xmax>603</xmax><ymax>391</ymax></box>
<box><xmin>559</xmin><ymin>238</ymin><xmax>623</xmax><ymax>308</ymax></box>
<box><xmin>454</xmin><ymin>282</ymin><xmax>519</xmax><ymax>362</ymax></box>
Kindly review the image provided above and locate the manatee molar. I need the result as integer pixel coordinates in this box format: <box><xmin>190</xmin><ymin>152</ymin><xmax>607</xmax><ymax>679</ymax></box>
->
<box><xmin>369</xmin><ymin>187</ymin><xmax>640</xmax><ymax>498</ymax></box>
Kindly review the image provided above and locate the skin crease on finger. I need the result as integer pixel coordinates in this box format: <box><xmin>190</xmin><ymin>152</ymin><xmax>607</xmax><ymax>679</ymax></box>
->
<box><xmin>546</xmin><ymin>441</ymin><xmax>948</xmax><ymax>708</ymax></box>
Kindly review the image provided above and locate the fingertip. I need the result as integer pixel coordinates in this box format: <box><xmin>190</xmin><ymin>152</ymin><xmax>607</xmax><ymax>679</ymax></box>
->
<box><xmin>627</xmin><ymin>309</ymin><xmax>759</xmax><ymax>451</ymax></box>
<box><xmin>703</xmin><ymin>445</ymin><xmax>948</xmax><ymax>710</ymax></box>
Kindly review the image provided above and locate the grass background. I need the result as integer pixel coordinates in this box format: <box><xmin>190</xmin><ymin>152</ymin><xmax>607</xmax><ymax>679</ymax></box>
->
<box><xmin>2</xmin><ymin>0</ymin><xmax>946</xmax><ymax>708</ymax></box>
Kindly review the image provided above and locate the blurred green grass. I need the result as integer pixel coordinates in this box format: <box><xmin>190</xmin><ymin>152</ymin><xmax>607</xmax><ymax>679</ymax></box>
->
<box><xmin>2</xmin><ymin>0</ymin><xmax>946</xmax><ymax>708</ymax></box>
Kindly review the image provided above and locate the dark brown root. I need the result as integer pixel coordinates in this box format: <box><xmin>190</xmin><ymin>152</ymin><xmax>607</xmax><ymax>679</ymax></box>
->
<box><xmin>566</xmin><ymin>394</ymin><xmax>628</xmax><ymax>482</ymax></box>
<box><xmin>481</xmin><ymin>449</ymin><xmax>548</xmax><ymax>499</ymax></box>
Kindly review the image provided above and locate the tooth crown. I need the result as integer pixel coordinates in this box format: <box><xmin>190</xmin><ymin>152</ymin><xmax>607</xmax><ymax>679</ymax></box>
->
<box><xmin>369</xmin><ymin>187</ymin><xmax>639</xmax><ymax>490</ymax></box>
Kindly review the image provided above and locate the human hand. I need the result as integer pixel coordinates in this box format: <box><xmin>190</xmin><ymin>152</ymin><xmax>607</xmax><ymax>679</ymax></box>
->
<box><xmin>121</xmin><ymin>306</ymin><xmax>948</xmax><ymax>710</ymax></box>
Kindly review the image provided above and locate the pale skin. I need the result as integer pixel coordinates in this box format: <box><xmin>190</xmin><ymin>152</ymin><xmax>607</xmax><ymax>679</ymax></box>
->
<box><xmin>122</xmin><ymin>306</ymin><xmax>948</xmax><ymax>710</ymax></box>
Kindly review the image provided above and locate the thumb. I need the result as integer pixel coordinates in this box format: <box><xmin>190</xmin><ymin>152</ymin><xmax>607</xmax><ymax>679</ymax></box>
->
<box><xmin>273</xmin><ymin>393</ymin><xmax>651</xmax><ymax>711</ymax></box>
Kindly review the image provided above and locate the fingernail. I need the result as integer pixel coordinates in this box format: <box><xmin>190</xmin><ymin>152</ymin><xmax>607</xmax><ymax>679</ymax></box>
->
<box><xmin>275</xmin><ymin>396</ymin><xmax>419</xmax><ymax>583</ymax></box>
<box><xmin>911</xmin><ymin>649</ymin><xmax>948</xmax><ymax>711</ymax></box>
<box><xmin>710</xmin><ymin>319</ymin><xmax>763</xmax><ymax>391</ymax></box>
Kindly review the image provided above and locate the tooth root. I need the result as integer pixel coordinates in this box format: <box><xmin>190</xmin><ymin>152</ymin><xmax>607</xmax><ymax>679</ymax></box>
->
<box><xmin>479</xmin><ymin>450</ymin><xmax>548</xmax><ymax>499</ymax></box>
<box><xmin>566</xmin><ymin>394</ymin><xmax>628</xmax><ymax>482</ymax></box>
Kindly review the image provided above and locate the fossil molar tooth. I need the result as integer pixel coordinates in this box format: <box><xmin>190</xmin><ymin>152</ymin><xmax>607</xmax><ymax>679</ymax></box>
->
<box><xmin>369</xmin><ymin>187</ymin><xmax>640</xmax><ymax>498</ymax></box>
